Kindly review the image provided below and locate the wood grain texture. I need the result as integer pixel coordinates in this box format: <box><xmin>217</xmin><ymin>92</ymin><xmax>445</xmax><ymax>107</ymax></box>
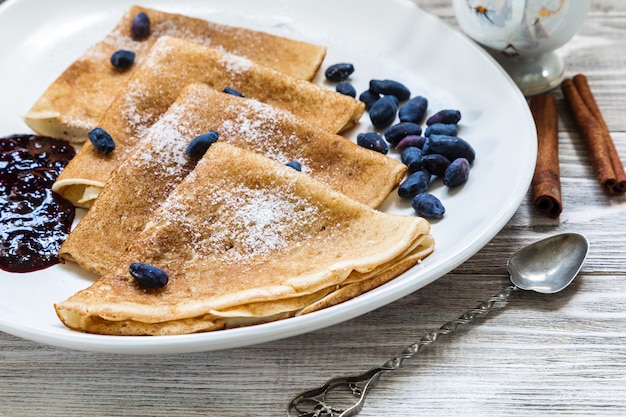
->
<box><xmin>2</xmin><ymin>1</ymin><xmax>626</xmax><ymax>416</ymax></box>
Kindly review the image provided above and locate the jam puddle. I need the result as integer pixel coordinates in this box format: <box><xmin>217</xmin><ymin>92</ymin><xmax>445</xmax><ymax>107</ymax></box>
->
<box><xmin>1</xmin><ymin>134</ymin><xmax>76</xmax><ymax>273</ymax></box>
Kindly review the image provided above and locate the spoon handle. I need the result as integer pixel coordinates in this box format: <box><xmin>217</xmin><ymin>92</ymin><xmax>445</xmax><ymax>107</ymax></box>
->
<box><xmin>287</xmin><ymin>285</ymin><xmax>519</xmax><ymax>417</ymax></box>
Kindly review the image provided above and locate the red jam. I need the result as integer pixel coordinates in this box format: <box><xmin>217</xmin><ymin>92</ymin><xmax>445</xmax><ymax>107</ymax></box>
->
<box><xmin>1</xmin><ymin>134</ymin><xmax>75</xmax><ymax>273</ymax></box>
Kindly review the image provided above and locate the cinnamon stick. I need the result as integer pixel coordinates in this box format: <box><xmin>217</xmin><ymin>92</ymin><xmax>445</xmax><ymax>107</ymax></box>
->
<box><xmin>530</xmin><ymin>93</ymin><xmax>562</xmax><ymax>218</ymax></box>
<box><xmin>561</xmin><ymin>74</ymin><xmax>626</xmax><ymax>194</ymax></box>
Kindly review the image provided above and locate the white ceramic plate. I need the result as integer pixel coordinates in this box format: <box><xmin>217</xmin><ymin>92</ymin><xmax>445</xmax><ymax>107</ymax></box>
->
<box><xmin>0</xmin><ymin>0</ymin><xmax>536</xmax><ymax>354</ymax></box>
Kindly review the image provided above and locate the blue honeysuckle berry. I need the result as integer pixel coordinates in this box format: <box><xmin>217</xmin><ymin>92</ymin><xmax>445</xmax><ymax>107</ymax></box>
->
<box><xmin>424</xmin><ymin>123</ymin><xmax>458</xmax><ymax>137</ymax></box>
<box><xmin>324</xmin><ymin>63</ymin><xmax>354</xmax><ymax>81</ymax></box>
<box><xmin>186</xmin><ymin>130</ymin><xmax>219</xmax><ymax>158</ymax></box>
<box><xmin>356</xmin><ymin>132</ymin><xmax>388</xmax><ymax>155</ymax></box>
<box><xmin>421</xmin><ymin>153</ymin><xmax>451</xmax><ymax>177</ymax></box>
<box><xmin>401</xmin><ymin>146</ymin><xmax>423</xmax><ymax>173</ymax></box>
<box><xmin>369</xmin><ymin>79</ymin><xmax>411</xmax><ymax>101</ymax></box>
<box><xmin>443</xmin><ymin>157</ymin><xmax>470</xmax><ymax>187</ymax></box>
<box><xmin>422</xmin><ymin>134</ymin><xmax>475</xmax><ymax>163</ymax></box>
<box><xmin>87</xmin><ymin>127</ymin><xmax>115</xmax><ymax>155</ymax></box>
<box><xmin>395</xmin><ymin>135</ymin><xmax>426</xmax><ymax>152</ymax></box>
<box><xmin>131</xmin><ymin>12</ymin><xmax>151</xmax><ymax>39</ymax></box>
<box><xmin>359</xmin><ymin>90</ymin><xmax>380</xmax><ymax>111</ymax></box>
<box><xmin>336</xmin><ymin>81</ymin><xmax>357</xmax><ymax>98</ymax></box>
<box><xmin>129</xmin><ymin>262</ymin><xmax>169</xmax><ymax>289</ymax></box>
<box><xmin>426</xmin><ymin>109</ymin><xmax>462</xmax><ymax>125</ymax></box>
<box><xmin>110</xmin><ymin>50</ymin><xmax>136</xmax><ymax>69</ymax></box>
<box><xmin>399</xmin><ymin>96</ymin><xmax>428</xmax><ymax>123</ymax></box>
<box><xmin>285</xmin><ymin>161</ymin><xmax>302</xmax><ymax>171</ymax></box>
<box><xmin>384</xmin><ymin>122</ymin><xmax>422</xmax><ymax>146</ymax></box>
<box><xmin>398</xmin><ymin>170</ymin><xmax>431</xmax><ymax>199</ymax></box>
<box><xmin>223</xmin><ymin>87</ymin><xmax>244</xmax><ymax>97</ymax></box>
<box><xmin>412</xmin><ymin>193</ymin><xmax>445</xmax><ymax>219</ymax></box>
<box><xmin>369</xmin><ymin>95</ymin><xmax>398</xmax><ymax>129</ymax></box>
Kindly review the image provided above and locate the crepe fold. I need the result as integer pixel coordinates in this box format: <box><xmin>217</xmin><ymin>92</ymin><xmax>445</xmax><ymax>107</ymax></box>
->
<box><xmin>23</xmin><ymin>5</ymin><xmax>326</xmax><ymax>143</ymax></box>
<box><xmin>58</xmin><ymin>83</ymin><xmax>405</xmax><ymax>277</ymax></box>
<box><xmin>52</xmin><ymin>36</ymin><xmax>364</xmax><ymax>208</ymax></box>
<box><xmin>54</xmin><ymin>143</ymin><xmax>433</xmax><ymax>336</ymax></box>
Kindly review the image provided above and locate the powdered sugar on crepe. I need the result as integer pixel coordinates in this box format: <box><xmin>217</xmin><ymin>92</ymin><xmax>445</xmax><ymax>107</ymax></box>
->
<box><xmin>219</xmin><ymin>100</ymin><xmax>312</xmax><ymax>173</ymax></box>
<box><xmin>152</xmin><ymin>19</ymin><xmax>214</xmax><ymax>47</ymax></box>
<box><xmin>223</xmin><ymin>185</ymin><xmax>321</xmax><ymax>259</ymax></box>
<box><xmin>133</xmin><ymin>103</ymin><xmax>196</xmax><ymax>176</ymax></box>
<box><xmin>217</xmin><ymin>52</ymin><xmax>253</xmax><ymax>75</ymax></box>
<box><xmin>159</xmin><ymin>167</ymin><xmax>323</xmax><ymax>263</ymax></box>
<box><xmin>118</xmin><ymin>37</ymin><xmax>178</xmax><ymax>138</ymax></box>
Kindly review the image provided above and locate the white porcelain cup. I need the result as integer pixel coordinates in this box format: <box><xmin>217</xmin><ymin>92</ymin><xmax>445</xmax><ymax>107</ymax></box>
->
<box><xmin>453</xmin><ymin>0</ymin><xmax>590</xmax><ymax>95</ymax></box>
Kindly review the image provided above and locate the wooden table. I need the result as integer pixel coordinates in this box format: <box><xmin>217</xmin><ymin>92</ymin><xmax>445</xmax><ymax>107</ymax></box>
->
<box><xmin>2</xmin><ymin>1</ymin><xmax>626</xmax><ymax>415</ymax></box>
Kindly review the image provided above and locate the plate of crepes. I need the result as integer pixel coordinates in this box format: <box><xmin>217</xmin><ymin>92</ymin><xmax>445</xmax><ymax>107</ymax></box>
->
<box><xmin>0</xmin><ymin>0</ymin><xmax>536</xmax><ymax>353</ymax></box>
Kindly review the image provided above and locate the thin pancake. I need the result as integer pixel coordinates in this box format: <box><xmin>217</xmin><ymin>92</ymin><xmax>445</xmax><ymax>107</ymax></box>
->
<box><xmin>23</xmin><ymin>5</ymin><xmax>326</xmax><ymax>143</ymax></box>
<box><xmin>58</xmin><ymin>83</ymin><xmax>404</xmax><ymax>276</ymax></box>
<box><xmin>55</xmin><ymin>143</ymin><xmax>432</xmax><ymax>336</ymax></box>
<box><xmin>52</xmin><ymin>36</ymin><xmax>364</xmax><ymax>207</ymax></box>
<box><xmin>52</xmin><ymin>240</ymin><xmax>437</xmax><ymax>337</ymax></box>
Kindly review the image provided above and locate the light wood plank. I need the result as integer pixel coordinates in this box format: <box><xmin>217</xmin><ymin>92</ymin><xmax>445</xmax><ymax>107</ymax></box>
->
<box><xmin>2</xmin><ymin>1</ymin><xmax>626</xmax><ymax>416</ymax></box>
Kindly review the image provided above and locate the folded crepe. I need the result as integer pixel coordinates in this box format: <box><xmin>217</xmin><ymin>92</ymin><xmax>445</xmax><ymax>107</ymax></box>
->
<box><xmin>23</xmin><ymin>5</ymin><xmax>326</xmax><ymax>143</ymax></box>
<box><xmin>58</xmin><ymin>83</ymin><xmax>405</xmax><ymax>276</ymax></box>
<box><xmin>54</xmin><ymin>143</ymin><xmax>433</xmax><ymax>336</ymax></box>
<box><xmin>52</xmin><ymin>36</ymin><xmax>364</xmax><ymax>208</ymax></box>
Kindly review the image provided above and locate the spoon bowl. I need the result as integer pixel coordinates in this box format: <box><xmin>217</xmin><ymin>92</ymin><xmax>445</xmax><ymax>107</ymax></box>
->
<box><xmin>507</xmin><ymin>233</ymin><xmax>589</xmax><ymax>294</ymax></box>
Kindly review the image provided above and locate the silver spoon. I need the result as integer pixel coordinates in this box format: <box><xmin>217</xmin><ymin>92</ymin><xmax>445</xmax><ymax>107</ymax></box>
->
<box><xmin>287</xmin><ymin>232</ymin><xmax>589</xmax><ymax>417</ymax></box>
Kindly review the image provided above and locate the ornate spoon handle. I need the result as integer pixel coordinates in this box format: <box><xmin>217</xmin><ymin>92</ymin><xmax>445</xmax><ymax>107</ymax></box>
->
<box><xmin>287</xmin><ymin>285</ymin><xmax>518</xmax><ymax>417</ymax></box>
